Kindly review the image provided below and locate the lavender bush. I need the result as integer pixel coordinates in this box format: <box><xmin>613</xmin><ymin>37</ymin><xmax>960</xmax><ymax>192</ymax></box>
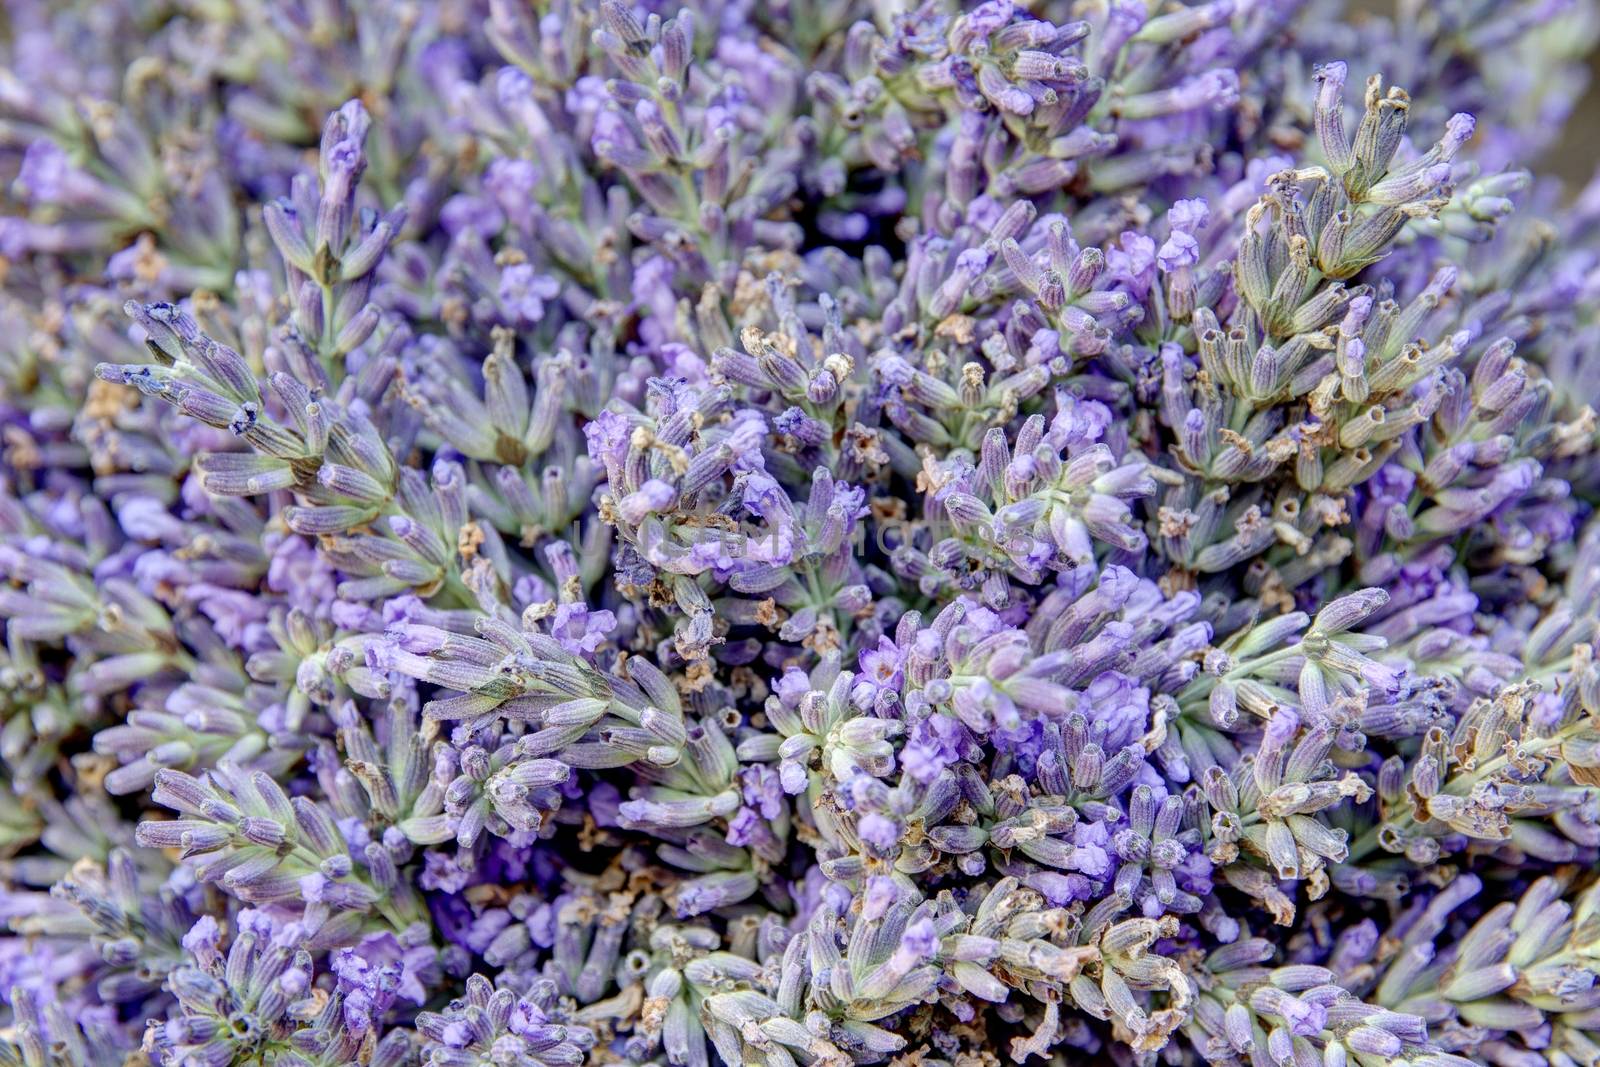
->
<box><xmin>4</xmin><ymin>0</ymin><xmax>1600</xmax><ymax>1063</ymax></box>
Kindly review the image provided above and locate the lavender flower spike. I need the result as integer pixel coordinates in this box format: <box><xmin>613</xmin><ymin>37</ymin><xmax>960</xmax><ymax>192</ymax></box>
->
<box><xmin>5</xmin><ymin>1</ymin><xmax>1600</xmax><ymax>1065</ymax></box>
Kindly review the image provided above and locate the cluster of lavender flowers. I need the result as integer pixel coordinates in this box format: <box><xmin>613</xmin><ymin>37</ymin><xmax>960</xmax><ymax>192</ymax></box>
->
<box><xmin>7</xmin><ymin>0</ymin><xmax>1600</xmax><ymax>1063</ymax></box>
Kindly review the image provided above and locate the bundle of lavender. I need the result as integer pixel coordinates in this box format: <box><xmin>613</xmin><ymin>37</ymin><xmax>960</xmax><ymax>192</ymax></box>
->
<box><xmin>5</xmin><ymin>0</ymin><xmax>1600</xmax><ymax>1064</ymax></box>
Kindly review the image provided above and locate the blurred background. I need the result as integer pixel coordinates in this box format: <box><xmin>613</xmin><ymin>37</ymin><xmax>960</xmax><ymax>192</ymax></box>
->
<box><xmin>1348</xmin><ymin>0</ymin><xmax>1600</xmax><ymax>188</ymax></box>
<box><xmin>1562</xmin><ymin>83</ymin><xmax>1599</xmax><ymax>185</ymax></box>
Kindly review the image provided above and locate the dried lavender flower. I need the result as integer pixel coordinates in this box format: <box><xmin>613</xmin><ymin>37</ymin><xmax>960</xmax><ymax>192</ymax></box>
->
<box><xmin>4</xmin><ymin>0</ymin><xmax>1600</xmax><ymax>1064</ymax></box>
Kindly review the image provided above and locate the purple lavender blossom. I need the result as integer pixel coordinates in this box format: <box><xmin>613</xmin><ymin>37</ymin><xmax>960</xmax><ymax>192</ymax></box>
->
<box><xmin>4</xmin><ymin>1</ymin><xmax>1600</xmax><ymax>1065</ymax></box>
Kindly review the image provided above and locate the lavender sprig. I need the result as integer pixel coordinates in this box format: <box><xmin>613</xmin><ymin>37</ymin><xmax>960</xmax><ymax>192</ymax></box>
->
<box><xmin>5</xmin><ymin>1</ymin><xmax>1600</xmax><ymax>1064</ymax></box>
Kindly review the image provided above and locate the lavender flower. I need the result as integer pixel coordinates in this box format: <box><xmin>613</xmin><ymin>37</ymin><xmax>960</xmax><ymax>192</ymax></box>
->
<box><xmin>5</xmin><ymin>1</ymin><xmax>1600</xmax><ymax>1064</ymax></box>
